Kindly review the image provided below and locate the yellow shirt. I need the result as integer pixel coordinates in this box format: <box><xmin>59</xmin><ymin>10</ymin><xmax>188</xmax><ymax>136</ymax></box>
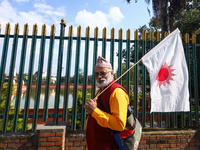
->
<box><xmin>91</xmin><ymin>88</ymin><xmax>129</xmax><ymax>131</ymax></box>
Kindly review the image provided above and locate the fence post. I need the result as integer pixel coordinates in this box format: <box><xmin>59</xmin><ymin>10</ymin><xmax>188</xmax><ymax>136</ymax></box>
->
<box><xmin>134</xmin><ymin>30</ymin><xmax>139</xmax><ymax>118</ymax></box>
<box><xmin>5</xmin><ymin>23</ymin><xmax>28</xmax><ymax>132</ymax></box>
<box><xmin>63</xmin><ymin>25</ymin><xmax>73</xmax><ymax>122</ymax></box>
<box><xmin>43</xmin><ymin>24</ymin><xmax>56</xmax><ymax>122</ymax></box>
<box><xmin>149</xmin><ymin>30</ymin><xmax>154</xmax><ymax>127</ymax></box>
<box><xmin>110</xmin><ymin>28</ymin><xmax>115</xmax><ymax>70</ymax></box>
<box><xmin>192</xmin><ymin>33</ymin><xmax>199</xmax><ymax>127</ymax></box>
<box><xmin>32</xmin><ymin>24</ymin><xmax>46</xmax><ymax>131</ymax></box>
<box><xmin>118</xmin><ymin>29</ymin><xmax>123</xmax><ymax>85</ymax></box>
<box><xmin>3</xmin><ymin>24</ymin><xmax>19</xmax><ymax>132</ymax></box>
<box><xmin>102</xmin><ymin>28</ymin><xmax>107</xmax><ymax>58</ymax></box>
<box><xmin>53</xmin><ymin>18</ymin><xmax>66</xmax><ymax>125</ymax></box>
<box><xmin>197</xmin><ymin>30</ymin><xmax>200</xmax><ymax>125</ymax></box>
<box><xmin>92</xmin><ymin>27</ymin><xmax>98</xmax><ymax>99</ymax></box>
<box><xmin>81</xmin><ymin>26</ymin><xmax>90</xmax><ymax>130</ymax></box>
<box><xmin>141</xmin><ymin>30</ymin><xmax>146</xmax><ymax>127</ymax></box>
<box><xmin>71</xmin><ymin>26</ymin><xmax>81</xmax><ymax>131</ymax></box>
<box><xmin>185</xmin><ymin>33</ymin><xmax>190</xmax><ymax>127</ymax></box>
<box><xmin>22</xmin><ymin>24</ymin><xmax>38</xmax><ymax>132</ymax></box>
<box><xmin>156</xmin><ymin>31</ymin><xmax>162</xmax><ymax>127</ymax></box>
<box><xmin>126</xmin><ymin>29</ymin><xmax>130</xmax><ymax>95</ymax></box>
<box><xmin>163</xmin><ymin>32</ymin><xmax>171</xmax><ymax>128</ymax></box>
<box><xmin>0</xmin><ymin>23</ymin><xmax>10</xmax><ymax>103</ymax></box>
<box><xmin>9</xmin><ymin>24</ymin><xmax>20</xmax><ymax>132</ymax></box>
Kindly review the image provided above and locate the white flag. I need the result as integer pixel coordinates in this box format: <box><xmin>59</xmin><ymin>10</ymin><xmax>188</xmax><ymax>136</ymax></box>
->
<box><xmin>142</xmin><ymin>28</ymin><xmax>190</xmax><ymax>113</ymax></box>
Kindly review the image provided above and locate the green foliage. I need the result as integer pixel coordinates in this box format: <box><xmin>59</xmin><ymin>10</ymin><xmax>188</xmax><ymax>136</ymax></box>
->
<box><xmin>149</xmin><ymin>17</ymin><xmax>161</xmax><ymax>32</ymax></box>
<box><xmin>176</xmin><ymin>114</ymin><xmax>189</xmax><ymax>128</ymax></box>
<box><xmin>133</xmin><ymin>1</ymin><xmax>200</xmax><ymax>35</ymax></box>
<box><xmin>68</xmin><ymin>90</ymin><xmax>91</xmax><ymax>129</ymax></box>
<box><xmin>175</xmin><ymin>0</ymin><xmax>200</xmax><ymax>37</ymax></box>
<box><xmin>116</xmin><ymin>63</ymin><xmax>135</xmax><ymax>89</ymax></box>
<box><xmin>0</xmin><ymin>82</ymin><xmax>28</xmax><ymax>131</ymax></box>
<box><xmin>173</xmin><ymin>105</ymin><xmax>200</xmax><ymax>128</ymax></box>
<box><xmin>129</xmin><ymin>90</ymin><xmax>142</xmax><ymax>112</ymax></box>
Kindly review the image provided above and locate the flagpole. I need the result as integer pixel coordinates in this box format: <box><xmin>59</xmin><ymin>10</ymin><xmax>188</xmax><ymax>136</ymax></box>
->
<box><xmin>93</xmin><ymin>58</ymin><xmax>143</xmax><ymax>100</ymax></box>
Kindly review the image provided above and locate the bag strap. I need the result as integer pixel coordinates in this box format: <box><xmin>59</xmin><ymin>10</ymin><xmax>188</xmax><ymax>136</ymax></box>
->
<box><xmin>98</xmin><ymin>92</ymin><xmax>106</xmax><ymax>112</ymax></box>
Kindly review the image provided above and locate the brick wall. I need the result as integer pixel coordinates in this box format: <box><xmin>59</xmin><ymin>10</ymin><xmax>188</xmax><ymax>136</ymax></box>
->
<box><xmin>0</xmin><ymin>122</ymin><xmax>200</xmax><ymax>150</ymax></box>
<box><xmin>0</xmin><ymin>132</ymin><xmax>38</xmax><ymax>150</ymax></box>
<box><xmin>37</xmin><ymin>122</ymin><xmax>67</xmax><ymax>150</ymax></box>
<box><xmin>139</xmin><ymin>128</ymin><xmax>200</xmax><ymax>150</ymax></box>
<box><xmin>65</xmin><ymin>131</ymin><xmax>86</xmax><ymax>150</ymax></box>
<box><xmin>65</xmin><ymin>128</ymin><xmax>200</xmax><ymax>150</ymax></box>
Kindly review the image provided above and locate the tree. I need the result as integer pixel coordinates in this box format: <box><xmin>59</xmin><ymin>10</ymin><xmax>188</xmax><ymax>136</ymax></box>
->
<box><xmin>120</xmin><ymin>25</ymin><xmax>155</xmax><ymax>91</ymax></box>
<box><xmin>88</xmin><ymin>75</ymin><xmax>93</xmax><ymax>85</ymax></box>
<box><xmin>0</xmin><ymin>82</ymin><xmax>28</xmax><ymax>131</ymax></box>
<box><xmin>116</xmin><ymin>63</ymin><xmax>135</xmax><ymax>88</ymax></box>
<box><xmin>126</xmin><ymin>0</ymin><xmax>193</xmax><ymax>39</ymax></box>
<box><xmin>149</xmin><ymin>17</ymin><xmax>161</xmax><ymax>33</ymax></box>
<box><xmin>32</xmin><ymin>72</ymin><xmax>38</xmax><ymax>84</ymax></box>
<box><xmin>175</xmin><ymin>0</ymin><xmax>200</xmax><ymax>37</ymax></box>
<box><xmin>122</xmin><ymin>25</ymin><xmax>154</xmax><ymax>65</ymax></box>
<box><xmin>68</xmin><ymin>91</ymin><xmax>91</xmax><ymax>129</ymax></box>
<box><xmin>142</xmin><ymin>1</ymin><xmax>200</xmax><ymax>37</ymax></box>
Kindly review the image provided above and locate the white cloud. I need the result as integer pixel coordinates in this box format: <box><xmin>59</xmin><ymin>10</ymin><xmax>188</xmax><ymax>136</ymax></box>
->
<box><xmin>0</xmin><ymin>1</ymin><xmax>41</xmax><ymax>34</ymax></box>
<box><xmin>0</xmin><ymin>0</ymin><xmax>65</xmax><ymax>35</ymax></box>
<box><xmin>0</xmin><ymin>0</ymin><xmax>66</xmax><ymax>75</ymax></box>
<box><xmin>75</xmin><ymin>9</ymin><xmax>109</xmax><ymax>30</ymax></box>
<box><xmin>108</xmin><ymin>6</ymin><xmax>124</xmax><ymax>23</ymax></box>
<box><xmin>15</xmin><ymin>0</ymin><xmax>29</xmax><ymax>2</ymax></box>
<box><xmin>33</xmin><ymin>3</ymin><xmax>66</xmax><ymax>34</ymax></box>
<box><xmin>74</xmin><ymin>7</ymin><xmax>124</xmax><ymax>31</ymax></box>
<box><xmin>33</xmin><ymin>3</ymin><xmax>65</xmax><ymax>20</ymax></box>
<box><xmin>34</xmin><ymin>0</ymin><xmax>46</xmax><ymax>2</ymax></box>
<box><xmin>0</xmin><ymin>0</ymin><xmax>18</xmax><ymax>25</ymax></box>
<box><xmin>34</xmin><ymin>3</ymin><xmax>53</xmax><ymax>10</ymax></box>
<box><xmin>0</xmin><ymin>0</ymin><xmax>124</xmax><ymax>76</ymax></box>
<box><xmin>101</xmin><ymin>0</ymin><xmax>110</xmax><ymax>3</ymax></box>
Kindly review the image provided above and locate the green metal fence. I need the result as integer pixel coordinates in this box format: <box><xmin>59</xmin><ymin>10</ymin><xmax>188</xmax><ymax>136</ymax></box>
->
<box><xmin>0</xmin><ymin>19</ymin><xmax>199</xmax><ymax>133</ymax></box>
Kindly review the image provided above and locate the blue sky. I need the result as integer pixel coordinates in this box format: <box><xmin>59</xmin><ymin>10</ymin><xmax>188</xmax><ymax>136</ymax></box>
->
<box><xmin>0</xmin><ymin>0</ymin><xmax>153</xmax><ymax>35</ymax></box>
<box><xmin>0</xmin><ymin>0</ymin><xmax>153</xmax><ymax>76</ymax></box>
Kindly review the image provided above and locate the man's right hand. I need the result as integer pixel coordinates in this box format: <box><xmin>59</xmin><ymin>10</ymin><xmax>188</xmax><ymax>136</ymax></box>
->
<box><xmin>84</xmin><ymin>98</ymin><xmax>97</xmax><ymax>114</ymax></box>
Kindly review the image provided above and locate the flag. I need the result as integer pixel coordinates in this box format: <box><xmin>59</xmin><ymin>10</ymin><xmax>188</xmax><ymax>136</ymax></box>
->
<box><xmin>142</xmin><ymin>28</ymin><xmax>190</xmax><ymax>113</ymax></box>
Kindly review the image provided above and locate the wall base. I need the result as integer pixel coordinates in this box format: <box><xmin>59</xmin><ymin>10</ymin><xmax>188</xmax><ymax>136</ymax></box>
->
<box><xmin>0</xmin><ymin>124</ymin><xmax>200</xmax><ymax>150</ymax></box>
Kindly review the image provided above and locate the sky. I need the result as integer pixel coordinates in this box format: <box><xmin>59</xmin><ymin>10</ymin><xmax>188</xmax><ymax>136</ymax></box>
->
<box><xmin>0</xmin><ymin>0</ymin><xmax>153</xmax><ymax>76</ymax></box>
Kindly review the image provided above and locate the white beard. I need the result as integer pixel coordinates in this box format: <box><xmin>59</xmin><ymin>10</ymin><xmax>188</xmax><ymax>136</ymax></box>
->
<box><xmin>96</xmin><ymin>73</ymin><xmax>113</xmax><ymax>88</ymax></box>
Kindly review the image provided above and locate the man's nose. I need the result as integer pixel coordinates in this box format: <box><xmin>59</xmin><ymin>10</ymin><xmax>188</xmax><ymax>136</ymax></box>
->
<box><xmin>96</xmin><ymin>75</ymin><xmax>102</xmax><ymax>79</ymax></box>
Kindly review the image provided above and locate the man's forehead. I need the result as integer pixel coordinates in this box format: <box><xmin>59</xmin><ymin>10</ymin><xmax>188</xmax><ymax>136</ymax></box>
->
<box><xmin>95</xmin><ymin>67</ymin><xmax>108</xmax><ymax>72</ymax></box>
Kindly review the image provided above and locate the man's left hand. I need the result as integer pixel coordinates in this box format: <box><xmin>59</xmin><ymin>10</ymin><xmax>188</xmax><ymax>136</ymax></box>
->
<box><xmin>84</xmin><ymin>98</ymin><xmax>97</xmax><ymax>114</ymax></box>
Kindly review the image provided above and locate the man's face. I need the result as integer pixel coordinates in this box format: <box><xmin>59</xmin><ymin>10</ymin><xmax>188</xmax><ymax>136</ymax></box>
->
<box><xmin>95</xmin><ymin>67</ymin><xmax>113</xmax><ymax>88</ymax></box>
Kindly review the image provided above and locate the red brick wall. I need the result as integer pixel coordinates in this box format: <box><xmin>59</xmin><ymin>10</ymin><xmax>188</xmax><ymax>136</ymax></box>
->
<box><xmin>37</xmin><ymin>121</ymin><xmax>67</xmax><ymax>150</ymax></box>
<box><xmin>38</xmin><ymin>132</ymin><xmax>65</xmax><ymax>150</ymax></box>
<box><xmin>0</xmin><ymin>132</ymin><xmax>38</xmax><ymax>150</ymax></box>
<box><xmin>65</xmin><ymin>131</ymin><xmax>86</xmax><ymax>150</ymax></box>
<box><xmin>65</xmin><ymin>129</ymin><xmax>200</xmax><ymax>150</ymax></box>
<box><xmin>139</xmin><ymin>129</ymin><xmax>200</xmax><ymax>150</ymax></box>
<box><xmin>0</xmin><ymin>127</ymin><xmax>200</xmax><ymax>150</ymax></box>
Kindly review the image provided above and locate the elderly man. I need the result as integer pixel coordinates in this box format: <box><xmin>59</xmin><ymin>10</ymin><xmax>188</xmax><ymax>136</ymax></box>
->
<box><xmin>84</xmin><ymin>56</ymin><xmax>134</xmax><ymax>150</ymax></box>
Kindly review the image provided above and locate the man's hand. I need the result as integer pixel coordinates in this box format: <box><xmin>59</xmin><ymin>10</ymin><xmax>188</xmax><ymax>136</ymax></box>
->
<box><xmin>84</xmin><ymin>98</ymin><xmax>97</xmax><ymax>114</ymax></box>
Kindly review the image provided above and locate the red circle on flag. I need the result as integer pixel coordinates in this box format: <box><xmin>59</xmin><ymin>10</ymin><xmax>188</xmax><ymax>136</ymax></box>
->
<box><xmin>157</xmin><ymin>68</ymin><xmax>169</xmax><ymax>81</ymax></box>
<box><xmin>156</xmin><ymin>62</ymin><xmax>176</xmax><ymax>87</ymax></box>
